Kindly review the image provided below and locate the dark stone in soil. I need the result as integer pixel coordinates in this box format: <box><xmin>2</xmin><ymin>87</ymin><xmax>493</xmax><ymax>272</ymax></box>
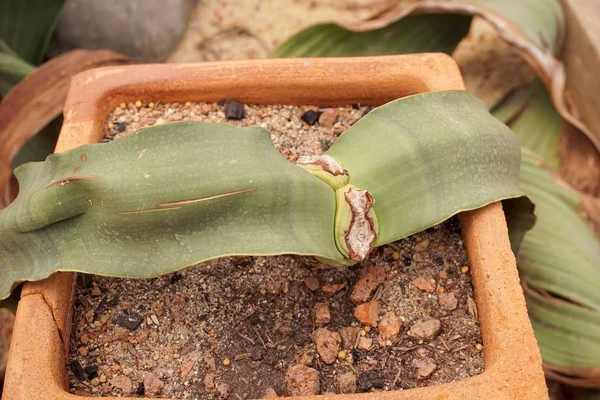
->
<box><xmin>70</xmin><ymin>360</ymin><xmax>85</xmax><ymax>381</ymax></box>
<box><xmin>358</xmin><ymin>370</ymin><xmax>386</xmax><ymax>392</ymax></box>
<box><xmin>115</xmin><ymin>311</ymin><xmax>144</xmax><ymax>330</ymax></box>
<box><xmin>116</xmin><ymin>122</ymin><xmax>126</xmax><ymax>132</ymax></box>
<box><xmin>403</xmin><ymin>256</ymin><xmax>412</xmax><ymax>266</ymax></box>
<box><xmin>84</xmin><ymin>364</ymin><xmax>99</xmax><ymax>379</ymax></box>
<box><xmin>434</xmin><ymin>256</ymin><xmax>444</xmax><ymax>266</ymax></box>
<box><xmin>301</xmin><ymin>110</ymin><xmax>322</xmax><ymax>125</ymax></box>
<box><xmin>136</xmin><ymin>382</ymin><xmax>145</xmax><ymax>395</ymax></box>
<box><xmin>224</xmin><ymin>100</ymin><xmax>245</xmax><ymax>120</ymax></box>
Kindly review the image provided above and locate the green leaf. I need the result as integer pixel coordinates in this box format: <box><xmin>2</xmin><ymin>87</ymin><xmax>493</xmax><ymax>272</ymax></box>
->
<box><xmin>272</xmin><ymin>0</ymin><xmax>563</xmax><ymax>61</ymax></box>
<box><xmin>326</xmin><ymin>90</ymin><xmax>525</xmax><ymax>245</ymax></box>
<box><xmin>0</xmin><ymin>121</ymin><xmax>343</xmax><ymax>298</ymax></box>
<box><xmin>518</xmin><ymin>149</ymin><xmax>600</xmax><ymax>368</ymax></box>
<box><xmin>271</xmin><ymin>13</ymin><xmax>472</xmax><ymax>58</ymax></box>
<box><xmin>527</xmin><ymin>287</ymin><xmax>600</xmax><ymax>369</ymax></box>
<box><xmin>475</xmin><ymin>0</ymin><xmax>564</xmax><ymax>54</ymax></box>
<box><xmin>0</xmin><ymin>91</ymin><xmax>529</xmax><ymax>300</ymax></box>
<box><xmin>492</xmin><ymin>79</ymin><xmax>562</xmax><ymax>169</ymax></box>
<box><xmin>0</xmin><ymin>0</ymin><xmax>65</xmax><ymax>65</ymax></box>
<box><xmin>0</xmin><ymin>42</ymin><xmax>35</xmax><ymax>97</ymax></box>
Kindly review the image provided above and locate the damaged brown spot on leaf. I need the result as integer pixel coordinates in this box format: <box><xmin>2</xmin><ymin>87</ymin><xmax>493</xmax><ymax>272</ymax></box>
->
<box><xmin>81</xmin><ymin>154</ymin><xmax>87</xmax><ymax>162</ymax></box>
<box><xmin>296</xmin><ymin>155</ymin><xmax>348</xmax><ymax>176</ymax></box>
<box><xmin>73</xmin><ymin>166</ymin><xmax>81</xmax><ymax>173</ymax></box>
<box><xmin>157</xmin><ymin>187</ymin><xmax>256</xmax><ymax>207</ymax></box>
<box><xmin>116</xmin><ymin>206</ymin><xmax>182</xmax><ymax>216</ymax></box>
<box><xmin>45</xmin><ymin>175</ymin><xmax>100</xmax><ymax>188</ymax></box>
<box><xmin>344</xmin><ymin>187</ymin><xmax>378</xmax><ymax>262</ymax></box>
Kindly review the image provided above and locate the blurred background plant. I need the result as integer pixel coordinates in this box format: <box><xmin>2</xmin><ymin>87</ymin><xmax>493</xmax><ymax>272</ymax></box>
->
<box><xmin>1</xmin><ymin>0</ymin><xmax>600</xmax><ymax>398</ymax></box>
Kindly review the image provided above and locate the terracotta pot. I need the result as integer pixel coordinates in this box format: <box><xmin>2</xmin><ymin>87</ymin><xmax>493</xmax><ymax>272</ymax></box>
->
<box><xmin>1</xmin><ymin>54</ymin><xmax>547</xmax><ymax>399</ymax></box>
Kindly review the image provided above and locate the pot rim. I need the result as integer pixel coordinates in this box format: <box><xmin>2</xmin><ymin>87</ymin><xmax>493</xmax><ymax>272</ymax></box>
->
<box><xmin>2</xmin><ymin>54</ymin><xmax>546</xmax><ymax>400</ymax></box>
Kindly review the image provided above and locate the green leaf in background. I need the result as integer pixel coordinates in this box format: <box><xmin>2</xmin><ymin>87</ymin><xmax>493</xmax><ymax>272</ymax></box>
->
<box><xmin>271</xmin><ymin>13</ymin><xmax>472</xmax><ymax>58</ymax></box>
<box><xmin>0</xmin><ymin>91</ymin><xmax>529</xmax><ymax>300</ymax></box>
<box><xmin>0</xmin><ymin>0</ymin><xmax>65</xmax><ymax>65</ymax></box>
<box><xmin>473</xmin><ymin>0</ymin><xmax>564</xmax><ymax>53</ymax></box>
<box><xmin>519</xmin><ymin>149</ymin><xmax>600</xmax><ymax>370</ymax></box>
<box><xmin>0</xmin><ymin>41</ymin><xmax>35</xmax><ymax>97</ymax></box>
<box><xmin>492</xmin><ymin>79</ymin><xmax>563</xmax><ymax>169</ymax></box>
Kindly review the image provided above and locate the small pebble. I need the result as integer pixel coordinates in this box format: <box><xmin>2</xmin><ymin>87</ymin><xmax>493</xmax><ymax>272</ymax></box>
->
<box><xmin>313</xmin><ymin>328</ymin><xmax>341</xmax><ymax>364</ymax></box>
<box><xmin>285</xmin><ymin>365</ymin><xmax>320</xmax><ymax>396</ymax></box>
<box><xmin>300</xmin><ymin>110</ymin><xmax>322</xmax><ymax>125</ymax></box>
<box><xmin>461</xmin><ymin>266</ymin><xmax>470</xmax><ymax>274</ymax></box>
<box><xmin>222</xmin><ymin>357</ymin><xmax>231</xmax><ymax>366</ymax></box>
<box><xmin>303</xmin><ymin>276</ymin><xmax>320</xmax><ymax>292</ymax></box>
<box><xmin>337</xmin><ymin>371</ymin><xmax>357</xmax><ymax>394</ymax></box>
<box><xmin>224</xmin><ymin>100</ymin><xmax>245</xmax><ymax>120</ymax></box>
<box><xmin>119</xmin><ymin>103</ymin><xmax>126</xmax><ymax>109</ymax></box>
<box><xmin>476</xmin><ymin>343</ymin><xmax>483</xmax><ymax>351</ymax></box>
<box><xmin>70</xmin><ymin>360</ymin><xmax>85</xmax><ymax>381</ymax></box>
<box><xmin>135</xmin><ymin>100</ymin><xmax>142</xmax><ymax>108</ymax></box>
<box><xmin>409</xmin><ymin>319</ymin><xmax>442</xmax><ymax>340</ymax></box>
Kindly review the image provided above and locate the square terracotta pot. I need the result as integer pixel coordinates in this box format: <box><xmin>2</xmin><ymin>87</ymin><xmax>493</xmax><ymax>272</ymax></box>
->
<box><xmin>2</xmin><ymin>54</ymin><xmax>547</xmax><ymax>400</ymax></box>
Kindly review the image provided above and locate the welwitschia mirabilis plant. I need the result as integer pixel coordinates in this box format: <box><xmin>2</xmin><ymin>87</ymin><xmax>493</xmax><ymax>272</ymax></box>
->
<box><xmin>0</xmin><ymin>90</ymin><xmax>530</xmax><ymax>300</ymax></box>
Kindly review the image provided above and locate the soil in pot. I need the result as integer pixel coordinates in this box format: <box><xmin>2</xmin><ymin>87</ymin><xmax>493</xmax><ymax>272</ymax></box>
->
<box><xmin>67</xmin><ymin>101</ymin><xmax>484</xmax><ymax>398</ymax></box>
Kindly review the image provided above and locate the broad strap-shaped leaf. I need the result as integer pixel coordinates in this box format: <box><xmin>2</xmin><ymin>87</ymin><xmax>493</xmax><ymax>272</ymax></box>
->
<box><xmin>0</xmin><ymin>91</ymin><xmax>531</xmax><ymax>300</ymax></box>
<box><xmin>518</xmin><ymin>149</ymin><xmax>600</xmax><ymax>377</ymax></box>
<box><xmin>526</xmin><ymin>286</ymin><xmax>600</xmax><ymax>371</ymax></box>
<box><xmin>0</xmin><ymin>0</ymin><xmax>65</xmax><ymax>65</ymax></box>
<box><xmin>519</xmin><ymin>150</ymin><xmax>600</xmax><ymax>309</ymax></box>
<box><xmin>0</xmin><ymin>122</ymin><xmax>343</xmax><ymax>299</ymax></box>
<box><xmin>492</xmin><ymin>79</ymin><xmax>562</xmax><ymax>169</ymax></box>
<box><xmin>326</xmin><ymin>90</ymin><xmax>526</xmax><ymax>245</ymax></box>
<box><xmin>271</xmin><ymin>13</ymin><xmax>471</xmax><ymax>58</ymax></box>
